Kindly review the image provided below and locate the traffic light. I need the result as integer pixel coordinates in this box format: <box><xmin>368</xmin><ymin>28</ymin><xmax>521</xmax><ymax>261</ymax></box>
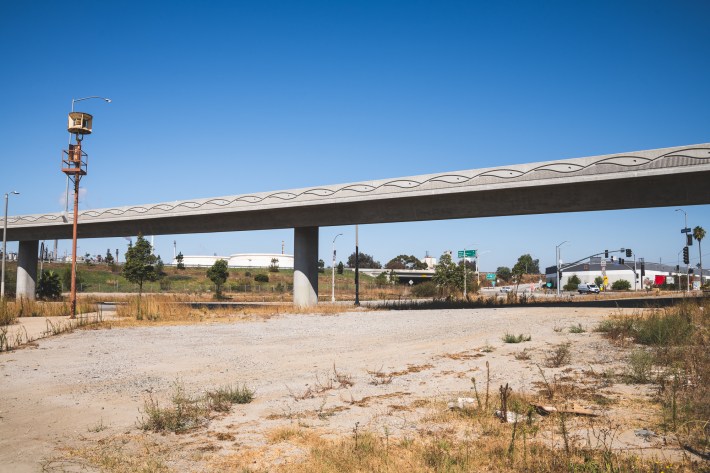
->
<box><xmin>687</xmin><ymin>234</ymin><xmax>693</xmax><ymax>246</ymax></box>
<box><xmin>604</xmin><ymin>249</ymin><xmax>608</xmax><ymax>258</ymax></box>
<box><xmin>619</xmin><ymin>258</ymin><xmax>625</xmax><ymax>265</ymax></box>
<box><xmin>640</xmin><ymin>262</ymin><xmax>645</xmax><ymax>276</ymax></box>
<box><xmin>683</xmin><ymin>246</ymin><xmax>690</xmax><ymax>265</ymax></box>
<box><xmin>611</xmin><ymin>255</ymin><xmax>615</xmax><ymax>263</ymax></box>
<box><xmin>626</xmin><ymin>249</ymin><xmax>632</xmax><ymax>257</ymax></box>
<box><xmin>676</xmin><ymin>265</ymin><xmax>680</xmax><ymax>272</ymax></box>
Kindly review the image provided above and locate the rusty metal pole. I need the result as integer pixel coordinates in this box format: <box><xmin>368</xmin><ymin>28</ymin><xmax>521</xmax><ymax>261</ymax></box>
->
<box><xmin>69</xmin><ymin>143</ymin><xmax>81</xmax><ymax>318</ymax></box>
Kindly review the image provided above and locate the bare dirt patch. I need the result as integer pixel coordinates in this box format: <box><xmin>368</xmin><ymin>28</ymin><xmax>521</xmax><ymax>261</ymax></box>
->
<box><xmin>0</xmin><ymin>306</ymin><xmax>699</xmax><ymax>471</ymax></box>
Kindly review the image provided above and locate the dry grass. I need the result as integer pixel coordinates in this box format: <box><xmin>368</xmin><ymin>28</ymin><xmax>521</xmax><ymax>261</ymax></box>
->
<box><xmin>110</xmin><ymin>295</ymin><xmax>361</xmax><ymax>326</ymax></box>
<box><xmin>211</xmin><ymin>397</ymin><xmax>701</xmax><ymax>473</ymax></box>
<box><xmin>53</xmin><ymin>344</ymin><xmax>707</xmax><ymax>473</ymax></box>
<box><xmin>596</xmin><ymin>301</ymin><xmax>709</xmax><ymax>456</ymax></box>
<box><xmin>0</xmin><ymin>297</ymin><xmax>100</xmax><ymax>322</ymax></box>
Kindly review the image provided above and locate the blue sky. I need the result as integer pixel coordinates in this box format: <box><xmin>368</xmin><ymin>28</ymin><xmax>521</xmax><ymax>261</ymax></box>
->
<box><xmin>1</xmin><ymin>1</ymin><xmax>709</xmax><ymax>271</ymax></box>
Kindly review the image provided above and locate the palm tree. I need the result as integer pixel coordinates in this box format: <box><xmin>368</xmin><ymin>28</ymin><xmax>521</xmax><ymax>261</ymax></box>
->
<box><xmin>693</xmin><ymin>226</ymin><xmax>706</xmax><ymax>287</ymax></box>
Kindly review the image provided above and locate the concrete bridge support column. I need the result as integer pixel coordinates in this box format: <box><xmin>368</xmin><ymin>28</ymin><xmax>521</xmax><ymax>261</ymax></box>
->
<box><xmin>16</xmin><ymin>240</ymin><xmax>38</xmax><ymax>301</ymax></box>
<box><xmin>293</xmin><ymin>227</ymin><xmax>319</xmax><ymax>307</ymax></box>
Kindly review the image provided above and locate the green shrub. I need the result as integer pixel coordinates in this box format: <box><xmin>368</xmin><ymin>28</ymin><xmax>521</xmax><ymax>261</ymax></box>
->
<box><xmin>611</xmin><ymin>279</ymin><xmax>631</xmax><ymax>290</ymax></box>
<box><xmin>254</xmin><ymin>274</ymin><xmax>269</xmax><ymax>283</ymax></box>
<box><xmin>502</xmin><ymin>333</ymin><xmax>531</xmax><ymax>343</ymax></box>
<box><xmin>411</xmin><ymin>281</ymin><xmax>437</xmax><ymax>298</ymax></box>
<box><xmin>626</xmin><ymin>349</ymin><xmax>654</xmax><ymax>383</ymax></box>
<box><xmin>568</xmin><ymin>323</ymin><xmax>586</xmax><ymax>333</ymax></box>
<box><xmin>205</xmin><ymin>384</ymin><xmax>254</xmax><ymax>412</ymax></box>
<box><xmin>139</xmin><ymin>383</ymin><xmax>209</xmax><ymax>433</ymax></box>
<box><xmin>37</xmin><ymin>270</ymin><xmax>62</xmax><ymax>300</ymax></box>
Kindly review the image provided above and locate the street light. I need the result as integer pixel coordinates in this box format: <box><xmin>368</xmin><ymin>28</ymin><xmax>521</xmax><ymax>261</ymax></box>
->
<box><xmin>1</xmin><ymin>191</ymin><xmax>20</xmax><ymax>299</ymax></box>
<box><xmin>331</xmin><ymin>233</ymin><xmax>343</xmax><ymax>302</ymax></box>
<box><xmin>555</xmin><ymin>240</ymin><xmax>569</xmax><ymax>296</ymax></box>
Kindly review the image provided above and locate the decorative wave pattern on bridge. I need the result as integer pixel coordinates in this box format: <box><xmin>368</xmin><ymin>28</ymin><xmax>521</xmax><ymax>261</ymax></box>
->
<box><xmin>10</xmin><ymin>146</ymin><xmax>710</xmax><ymax>225</ymax></box>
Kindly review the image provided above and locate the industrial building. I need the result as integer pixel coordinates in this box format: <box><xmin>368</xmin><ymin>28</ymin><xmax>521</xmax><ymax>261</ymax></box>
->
<box><xmin>173</xmin><ymin>253</ymin><xmax>294</xmax><ymax>269</ymax></box>
<box><xmin>546</xmin><ymin>257</ymin><xmax>708</xmax><ymax>290</ymax></box>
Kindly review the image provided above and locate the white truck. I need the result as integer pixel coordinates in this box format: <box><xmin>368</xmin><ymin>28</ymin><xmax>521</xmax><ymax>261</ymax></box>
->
<box><xmin>578</xmin><ymin>283</ymin><xmax>600</xmax><ymax>294</ymax></box>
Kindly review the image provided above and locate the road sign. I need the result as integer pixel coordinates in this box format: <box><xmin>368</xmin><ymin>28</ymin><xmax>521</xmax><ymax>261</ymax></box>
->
<box><xmin>681</xmin><ymin>228</ymin><xmax>691</xmax><ymax>233</ymax></box>
<box><xmin>486</xmin><ymin>273</ymin><xmax>496</xmax><ymax>280</ymax></box>
<box><xmin>458</xmin><ymin>249</ymin><xmax>476</xmax><ymax>258</ymax></box>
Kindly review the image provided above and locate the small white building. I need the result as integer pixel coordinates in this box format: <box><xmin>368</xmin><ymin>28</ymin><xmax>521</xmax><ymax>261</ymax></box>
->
<box><xmin>227</xmin><ymin>253</ymin><xmax>293</xmax><ymax>269</ymax></box>
<box><xmin>173</xmin><ymin>253</ymin><xmax>293</xmax><ymax>269</ymax></box>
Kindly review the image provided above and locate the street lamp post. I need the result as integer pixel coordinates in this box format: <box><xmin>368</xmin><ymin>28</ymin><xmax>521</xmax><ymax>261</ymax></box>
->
<box><xmin>1</xmin><ymin>191</ymin><xmax>20</xmax><ymax>299</ymax></box>
<box><xmin>555</xmin><ymin>241</ymin><xmax>569</xmax><ymax>296</ymax></box>
<box><xmin>331</xmin><ymin>233</ymin><xmax>343</xmax><ymax>302</ymax></box>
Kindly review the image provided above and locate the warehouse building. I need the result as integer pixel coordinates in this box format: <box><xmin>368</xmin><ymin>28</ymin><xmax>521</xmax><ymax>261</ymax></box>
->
<box><xmin>545</xmin><ymin>257</ymin><xmax>708</xmax><ymax>291</ymax></box>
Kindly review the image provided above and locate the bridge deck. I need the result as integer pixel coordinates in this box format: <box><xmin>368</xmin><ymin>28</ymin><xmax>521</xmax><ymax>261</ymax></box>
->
<box><xmin>6</xmin><ymin>143</ymin><xmax>710</xmax><ymax>241</ymax></box>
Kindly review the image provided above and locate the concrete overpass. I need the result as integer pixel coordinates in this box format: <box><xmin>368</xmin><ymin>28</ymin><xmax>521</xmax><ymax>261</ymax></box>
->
<box><xmin>5</xmin><ymin>143</ymin><xmax>710</xmax><ymax>305</ymax></box>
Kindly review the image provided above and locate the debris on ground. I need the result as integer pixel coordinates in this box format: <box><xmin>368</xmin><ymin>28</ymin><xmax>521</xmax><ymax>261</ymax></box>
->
<box><xmin>494</xmin><ymin>410</ymin><xmax>529</xmax><ymax>423</ymax></box>
<box><xmin>447</xmin><ymin>397</ymin><xmax>477</xmax><ymax>410</ymax></box>
<box><xmin>634</xmin><ymin>428</ymin><xmax>657</xmax><ymax>441</ymax></box>
<box><xmin>531</xmin><ymin>403</ymin><xmax>598</xmax><ymax>417</ymax></box>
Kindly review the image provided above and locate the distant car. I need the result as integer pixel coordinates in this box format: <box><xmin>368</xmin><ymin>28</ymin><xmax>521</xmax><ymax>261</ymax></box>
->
<box><xmin>578</xmin><ymin>283</ymin><xmax>600</xmax><ymax>294</ymax></box>
<box><xmin>500</xmin><ymin>286</ymin><xmax>512</xmax><ymax>293</ymax></box>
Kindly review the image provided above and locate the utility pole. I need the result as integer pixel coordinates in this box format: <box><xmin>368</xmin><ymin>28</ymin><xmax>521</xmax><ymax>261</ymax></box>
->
<box><xmin>331</xmin><ymin>233</ymin><xmax>342</xmax><ymax>302</ymax></box>
<box><xmin>354</xmin><ymin>225</ymin><xmax>360</xmax><ymax>306</ymax></box>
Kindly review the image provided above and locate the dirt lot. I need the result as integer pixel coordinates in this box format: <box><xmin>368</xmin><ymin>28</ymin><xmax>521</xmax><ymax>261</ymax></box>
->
<box><xmin>0</xmin><ymin>306</ymin><xmax>691</xmax><ymax>471</ymax></box>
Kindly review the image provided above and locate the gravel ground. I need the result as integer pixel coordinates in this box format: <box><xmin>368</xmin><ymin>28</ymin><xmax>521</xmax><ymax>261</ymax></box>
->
<box><xmin>0</xmin><ymin>306</ymin><xmax>670</xmax><ymax>471</ymax></box>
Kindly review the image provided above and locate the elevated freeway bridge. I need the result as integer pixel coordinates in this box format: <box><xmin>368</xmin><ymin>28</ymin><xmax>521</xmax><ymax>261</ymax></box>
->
<box><xmin>6</xmin><ymin>143</ymin><xmax>710</xmax><ymax>306</ymax></box>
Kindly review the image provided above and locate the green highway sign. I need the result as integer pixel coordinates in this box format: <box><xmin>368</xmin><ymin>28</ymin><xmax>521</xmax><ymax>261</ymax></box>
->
<box><xmin>458</xmin><ymin>249</ymin><xmax>476</xmax><ymax>258</ymax></box>
<box><xmin>486</xmin><ymin>273</ymin><xmax>496</xmax><ymax>280</ymax></box>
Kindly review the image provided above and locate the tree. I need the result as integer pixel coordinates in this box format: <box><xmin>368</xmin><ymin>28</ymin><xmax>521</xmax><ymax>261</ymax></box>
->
<box><xmin>496</xmin><ymin>266</ymin><xmax>512</xmax><ymax>283</ymax></box>
<box><xmin>207</xmin><ymin>259</ymin><xmax>230</xmax><ymax>298</ymax></box>
<box><xmin>433</xmin><ymin>253</ymin><xmax>474</xmax><ymax>297</ymax></box>
<box><xmin>375</xmin><ymin>272</ymin><xmax>389</xmax><ymax>285</ymax></box>
<box><xmin>433</xmin><ymin>253</ymin><xmax>459</xmax><ymax>296</ymax></box>
<box><xmin>563</xmin><ymin>274</ymin><xmax>581</xmax><ymax>291</ymax></box>
<box><xmin>62</xmin><ymin>267</ymin><xmax>82</xmax><ymax>292</ymax></box>
<box><xmin>346</xmin><ymin>252</ymin><xmax>381</xmax><ymax>269</ymax></box>
<box><xmin>337</xmin><ymin>261</ymin><xmax>344</xmax><ymax>274</ymax></box>
<box><xmin>176</xmin><ymin>252</ymin><xmax>185</xmax><ymax>270</ymax></box>
<box><xmin>155</xmin><ymin>256</ymin><xmax>165</xmax><ymax>278</ymax></box>
<box><xmin>104</xmin><ymin>249</ymin><xmax>114</xmax><ymax>265</ymax></box>
<box><xmin>594</xmin><ymin>276</ymin><xmax>604</xmax><ymax>287</ymax></box>
<box><xmin>512</xmin><ymin>254</ymin><xmax>540</xmax><ymax>281</ymax></box>
<box><xmin>269</xmin><ymin>258</ymin><xmax>280</xmax><ymax>273</ymax></box>
<box><xmin>36</xmin><ymin>270</ymin><xmax>62</xmax><ymax>300</ymax></box>
<box><xmin>693</xmin><ymin>226</ymin><xmax>705</xmax><ymax>287</ymax></box>
<box><xmin>385</xmin><ymin>255</ymin><xmax>427</xmax><ymax>270</ymax></box>
<box><xmin>317</xmin><ymin>259</ymin><xmax>325</xmax><ymax>273</ymax></box>
<box><xmin>122</xmin><ymin>234</ymin><xmax>159</xmax><ymax>318</ymax></box>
